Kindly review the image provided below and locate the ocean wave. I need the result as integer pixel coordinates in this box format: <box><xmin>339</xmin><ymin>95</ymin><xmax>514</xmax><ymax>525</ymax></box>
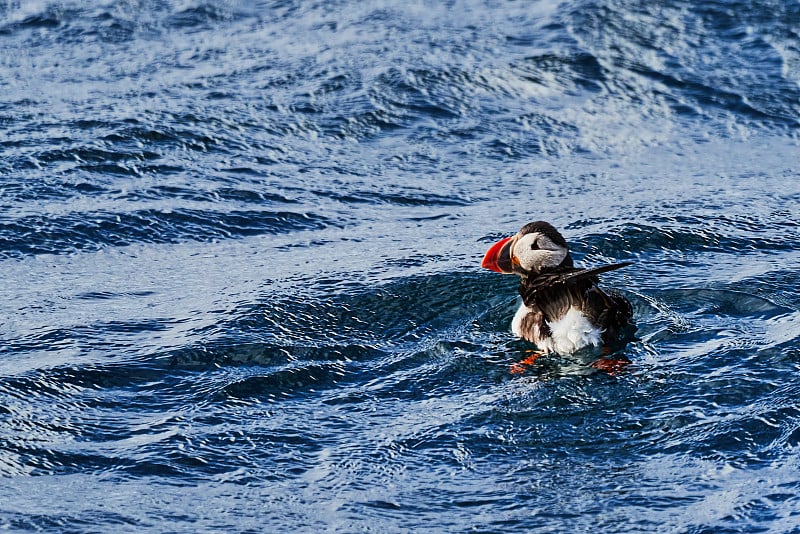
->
<box><xmin>2</xmin><ymin>0</ymin><xmax>800</xmax><ymax>530</ymax></box>
<box><xmin>0</xmin><ymin>209</ymin><xmax>333</xmax><ymax>258</ymax></box>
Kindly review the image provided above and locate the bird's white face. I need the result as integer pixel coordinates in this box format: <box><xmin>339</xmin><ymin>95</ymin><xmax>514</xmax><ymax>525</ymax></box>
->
<box><xmin>511</xmin><ymin>231</ymin><xmax>569</xmax><ymax>274</ymax></box>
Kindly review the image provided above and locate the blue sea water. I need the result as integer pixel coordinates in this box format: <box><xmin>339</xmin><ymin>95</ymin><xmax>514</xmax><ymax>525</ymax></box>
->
<box><xmin>1</xmin><ymin>0</ymin><xmax>800</xmax><ymax>531</ymax></box>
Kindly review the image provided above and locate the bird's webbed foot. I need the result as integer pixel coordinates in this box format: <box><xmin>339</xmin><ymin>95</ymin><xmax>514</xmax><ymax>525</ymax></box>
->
<box><xmin>510</xmin><ymin>350</ymin><xmax>544</xmax><ymax>374</ymax></box>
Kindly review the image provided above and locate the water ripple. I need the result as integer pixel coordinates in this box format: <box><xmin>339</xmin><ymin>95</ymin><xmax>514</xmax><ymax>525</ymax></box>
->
<box><xmin>0</xmin><ymin>209</ymin><xmax>333</xmax><ymax>258</ymax></box>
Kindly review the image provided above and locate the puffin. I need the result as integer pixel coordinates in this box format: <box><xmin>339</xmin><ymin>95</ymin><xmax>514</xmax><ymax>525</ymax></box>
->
<box><xmin>481</xmin><ymin>221</ymin><xmax>634</xmax><ymax>356</ymax></box>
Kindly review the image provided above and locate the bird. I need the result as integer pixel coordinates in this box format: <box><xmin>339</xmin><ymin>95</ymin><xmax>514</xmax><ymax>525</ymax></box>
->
<box><xmin>481</xmin><ymin>221</ymin><xmax>634</xmax><ymax>357</ymax></box>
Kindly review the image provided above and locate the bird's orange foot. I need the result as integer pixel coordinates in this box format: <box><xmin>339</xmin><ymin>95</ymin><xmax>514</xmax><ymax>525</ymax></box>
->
<box><xmin>510</xmin><ymin>351</ymin><xmax>544</xmax><ymax>374</ymax></box>
<box><xmin>590</xmin><ymin>356</ymin><xmax>631</xmax><ymax>375</ymax></box>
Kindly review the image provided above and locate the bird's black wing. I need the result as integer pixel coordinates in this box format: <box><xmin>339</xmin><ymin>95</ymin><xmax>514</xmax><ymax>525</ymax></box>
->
<box><xmin>519</xmin><ymin>262</ymin><xmax>632</xmax><ymax>305</ymax></box>
<box><xmin>523</xmin><ymin>262</ymin><xmax>631</xmax><ymax>289</ymax></box>
<box><xmin>545</xmin><ymin>262</ymin><xmax>632</xmax><ymax>285</ymax></box>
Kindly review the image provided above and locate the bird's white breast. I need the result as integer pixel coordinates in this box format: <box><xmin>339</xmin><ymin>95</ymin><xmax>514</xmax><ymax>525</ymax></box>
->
<box><xmin>513</xmin><ymin>304</ymin><xmax>603</xmax><ymax>354</ymax></box>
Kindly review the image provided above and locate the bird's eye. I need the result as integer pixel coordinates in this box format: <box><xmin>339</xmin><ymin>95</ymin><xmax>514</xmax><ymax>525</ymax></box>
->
<box><xmin>530</xmin><ymin>241</ymin><xmax>539</xmax><ymax>250</ymax></box>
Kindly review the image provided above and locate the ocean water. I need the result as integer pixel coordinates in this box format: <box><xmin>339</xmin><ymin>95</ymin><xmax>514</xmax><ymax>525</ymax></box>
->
<box><xmin>1</xmin><ymin>0</ymin><xmax>800</xmax><ymax>531</ymax></box>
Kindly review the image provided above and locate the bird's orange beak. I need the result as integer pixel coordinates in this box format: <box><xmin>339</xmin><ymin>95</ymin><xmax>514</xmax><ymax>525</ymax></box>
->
<box><xmin>481</xmin><ymin>236</ymin><xmax>516</xmax><ymax>273</ymax></box>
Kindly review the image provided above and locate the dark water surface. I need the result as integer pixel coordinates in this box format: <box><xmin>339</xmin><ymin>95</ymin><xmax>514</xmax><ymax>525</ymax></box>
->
<box><xmin>2</xmin><ymin>0</ymin><xmax>800</xmax><ymax>531</ymax></box>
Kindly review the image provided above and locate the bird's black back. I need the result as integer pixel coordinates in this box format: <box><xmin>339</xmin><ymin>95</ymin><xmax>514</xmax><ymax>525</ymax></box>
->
<box><xmin>518</xmin><ymin>262</ymin><xmax>634</xmax><ymax>346</ymax></box>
